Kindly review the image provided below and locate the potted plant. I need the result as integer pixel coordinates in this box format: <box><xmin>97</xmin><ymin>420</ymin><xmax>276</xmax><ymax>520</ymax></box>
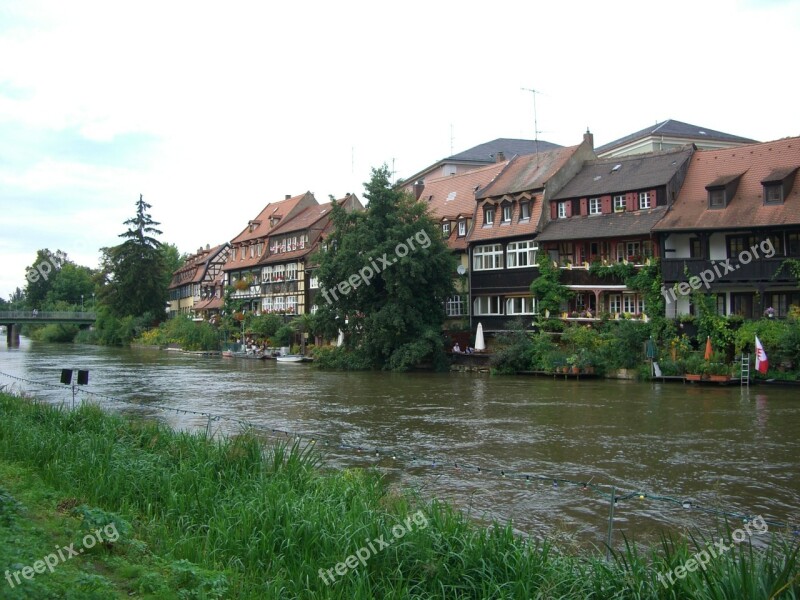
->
<box><xmin>570</xmin><ymin>311</ymin><xmax>579</xmax><ymax>319</ymax></box>
<box><xmin>764</xmin><ymin>307</ymin><xmax>776</xmax><ymax>319</ymax></box>
<box><xmin>567</xmin><ymin>355</ymin><xmax>580</xmax><ymax>374</ymax></box>
<box><xmin>684</xmin><ymin>354</ymin><xmax>704</xmax><ymax>381</ymax></box>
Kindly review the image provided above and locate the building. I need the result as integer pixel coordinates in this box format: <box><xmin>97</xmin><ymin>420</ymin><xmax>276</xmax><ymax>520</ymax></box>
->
<box><xmin>223</xmin><ymin>192</ymin><xmax>317</xmax><ymax>313</ymax></box>
<box><xmin>168</xmin><ymin>243</ymin><xmax>230</xmax><ymax>316</ymax></box>
<box><xmin>411</xmin><ymin>161</ymin><xmax>509</xmax><ymax>327</ymax></box>
<box><xmin>467</xmin><ymin>133</ymin><xmax>596</xmax><ymax>332</ymax></box>
<box><xmin>654</xmin><ymin>137</ymin><xmax>800</xmax><ymax>318</ymax></box>
<box><xmin>259</xmin><ymin>194</ymin><xmax>362</xmax><ymax>316</ymax></box>
<box><xmin>536</xmin><ymin>146</ymin><xmax>694</xmax><ymax>317</ymax></box>
<box><xmin>400</xmin><ymin>137</ymin><xmax>561</xmax><ymax>194</ymax></box>
<box><xmin>596</xmin><ymin>119</ymin><xmax>757</xmax><ymax>158</ymax></box>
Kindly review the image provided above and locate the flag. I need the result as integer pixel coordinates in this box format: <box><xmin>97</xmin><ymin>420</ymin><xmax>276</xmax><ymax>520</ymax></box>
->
<box><xmin>755</xmin><ymin>336</ymin><xmax>769</xmax><ymax>374</ymax></box>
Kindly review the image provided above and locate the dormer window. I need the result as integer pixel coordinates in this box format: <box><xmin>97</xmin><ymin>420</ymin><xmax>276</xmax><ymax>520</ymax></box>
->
<box><xmin>557</xmin><ymin>202</ymin><xmax>568</xmax><ymax>219</ymax></box>
<box><xmin>589</xmin><ymin>197</ymin><xmax>602</xmax><ymax>215</ymax></box>
<box><xmin>709</xmin><ymin>189</ymin><xmax>726</xmax><ymax>208</ymax></box>
<box><xmin>458</xmin><ymin>220</ymin><xmax>466</xmax><ymax>236</ymax></box>
<box><xmin>501</xmin><ymin>203</ymin><xmax>512</xmax><ymax>223</ymax></box>
<box><xmin>519</xmin><ymin>201</ymin><xmax>531</xmax><ymax>221</ymax></box>
<box><xmin>442</xmin><ymin>222</ymin><xmax>451</xmax><ymax>237</ymax></box>
<box><xmin>638</xmin><ymin>191</ymin><xmax>651</xmax><ymax>210</ymax></box>
<box><xmin>484</xmin><ymin>206</ymin><xmax>495</xmax><ymax>226</ymax></box>
<box><xmin>706</xmin><ymin>173</ymin><xmax>743</xmax><ymax>210</ymax></box>
<box><xmin>614</xmin><ymin>195</ymin><xmax>626</xmax><ymax>212</ymax></box>
<box><xmin>761</xmin><ymin>167</ymin><xmax>797</xmax><ymax>206</ymax></box>
<box><xmin>764</xmin><ymin>185</ymin><xmax>783</xmax><ymax>204</ymax></box>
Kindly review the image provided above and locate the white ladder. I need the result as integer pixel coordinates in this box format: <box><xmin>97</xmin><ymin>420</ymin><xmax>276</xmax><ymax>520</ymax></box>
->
<box><xmin>740</xmin><ymin>353</ymin><xmax>750</xmax><ymax>388</ymax></box>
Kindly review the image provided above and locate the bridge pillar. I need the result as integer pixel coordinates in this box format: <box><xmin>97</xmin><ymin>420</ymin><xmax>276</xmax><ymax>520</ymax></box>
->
<box><xmin>6</xmin><ymin>324</ymin><xmax>20</xmax><ymax>346</ymax></box>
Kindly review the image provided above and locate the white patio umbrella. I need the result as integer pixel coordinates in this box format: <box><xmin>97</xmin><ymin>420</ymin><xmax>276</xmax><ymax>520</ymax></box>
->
<box><xmin>475</xmin><ymin>322</ymin><xmax>485</xmax><ymax>351</ymax></box>
<box><xmin>336</xmin><ymin>329</ymin><xmax>344</xmax><ymax>347</ymax></box>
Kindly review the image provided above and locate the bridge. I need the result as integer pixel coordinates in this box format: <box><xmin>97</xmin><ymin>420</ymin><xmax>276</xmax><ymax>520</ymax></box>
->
<box><xmin>0</xmin><ymin>311</ymin><xmax>96</xmax><ymax>345</ymax></box>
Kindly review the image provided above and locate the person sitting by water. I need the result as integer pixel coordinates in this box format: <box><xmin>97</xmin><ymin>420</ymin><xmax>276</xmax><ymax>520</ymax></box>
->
<box><xmin>465</xmin><ymin>346</ymin><xmax>474</xmax><ymax>354</ymax></box>
<box><xmin>452</xmin><ymin>342</ymin><xmax>461</xmax><ymax>353</ymax></box>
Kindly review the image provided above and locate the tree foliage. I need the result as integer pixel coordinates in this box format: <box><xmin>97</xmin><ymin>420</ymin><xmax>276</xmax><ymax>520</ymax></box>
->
<box><xmin>97</xmin><ymin>195</ymin><xmax>168</xmax><ymax>319</ymax></box>
<box><xmin>23</xmin><ymin>249</ymin><xmax>95</xmax><ymax>311</ymax></box>
<box><xmin>313</xmin><ymin>165</ymin><xmax>456</xmax><ymax>370</ymax></box>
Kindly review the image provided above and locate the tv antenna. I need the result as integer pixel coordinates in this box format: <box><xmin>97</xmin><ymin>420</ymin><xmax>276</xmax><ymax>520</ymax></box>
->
<box><xmin>521</xmin><ymin>87</ymin><xmax>542</xmax><ymax>155</ymax></box>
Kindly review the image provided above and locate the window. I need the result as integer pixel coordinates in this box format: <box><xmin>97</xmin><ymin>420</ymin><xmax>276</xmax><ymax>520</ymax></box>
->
<box><xmin>589</xmin><ymin>241</ymin><xmax>611</xmax><ymax>262</ymax></box>
<box><xmin>458</xmin><ymin>220</ymin><xmax>466</xmax><ymax>236</ymax></box>
<box><xmin>609</xmin><ymin>294</ymin><xmax>621</xmax><ymax>314</ymax></box>
<box><xmin>274</xmin><ymin>296</ymin><xmax>285</xmax><ymax>311</ymax></box>
<box><xmin>442</xmin><ymin>222</ymin><xmax>451</xmax><ymax>237</ymax></box>
<box><xmin>445</xmin><ymin>295</ymin><xmax>465</xmax><ymax>317</ymax></box>
<box><xmin>473</xmin><ymin>244</ymin><xmax>504</xmax><ymax>270</ymax></box>
<box><xmin>726</xmin><ymin>235</ymin><xmax>756</xmax><ymax>258</ymax></box>
<box><xmin>709</xmin><ymin>189</ymin><xmax>726</xmax><ymax>208</ymax></box>
<box><xmin>286</xmin><ymin>263</ymin><xmax>298</xmax><ymax>281</ymax></box>
<box><xmin>231</xmin><ymin>248</ymin><xmax>237</xmax><ymax>261</ymax></box>
<box><xmin>309</xmin><ymin>275</ymin><xmax>319</xmax><ymax>289</ymax></box>
<box><xmin>520</xmin><ymin>201</ymin><xmax>531</xmax><ymax>220</ymax></box>
<box><xmin>764</xmin><ymin>184</ymin><xmax>784</xmax><ymax>205</ymax></box>
<box><xmin>483</xmin><ymin>206</ymin><xmax>495</xmax><ymax>225</ymax></box>
<box><xmin>506</xmin><ymin>240</ymin><xmax>538</xmax><ymax>268</ymax></box>
<box><xmin>613</xmin><ymin>195</ymin><xmax>626</xmax><ymax>212</ymax></box>
<box><xmin>557</xmin><ymin>242</ymin><xmax>574</xmax><ymax>266</ymax></box>
<box><xmin>263</xmin><ymin>297</ymin><xmax>273</xmax><ymax>312</ymax></box>
<box><xmin>639</xmin><ymin>191</ymin><xmax>651</xmax><ymax>210</ymax></box>
<box><xmin>286</xmin><ymin>295</ymin><xmax>297</xmax><ymax>312</ymax></box>
<box><xmin>690</xmin><ymin>237</ymin><xmax>702</xmax><ymax>259</ymax></box>
<box><xmin>257</xmin><ymin>242</ymin><xmax>263</xmax><ymax>256</ymax></box>
<box><xmin>622</xmin><ymin>294</ymin><xmax>637</xmax><ymax>314</ymax></box>
<box><xmin>788</xmin><ymin>232</ymin><xmax>800</xmax><ymax>256</ymax></box>
<box><xmin>557</xmin><ymin>202</ymin><xmax>568</xmax><ymax>219</ymax></box>
<box><xmin>473</xmin><ymin>296</ymin><xmax>503</xmax><ymax>315</ymax></box>
<box><xmin>273</xmin><ymin>264</ymin><xmax>285</xmax><ymax>281</ymax></box>
<box><xmin>502</xmin><ymin>203</ymin><xmax>512</xmax><ymax>223</ymax></box>
<box><xmin>589</xmin><ymin>197</ymin><xmax>602</xmax><ymax>215</ymax></box>
<box><xmin>506</xmin><ymin>296</ymin><xmax>536</xmax><ymax>315</ymax></box>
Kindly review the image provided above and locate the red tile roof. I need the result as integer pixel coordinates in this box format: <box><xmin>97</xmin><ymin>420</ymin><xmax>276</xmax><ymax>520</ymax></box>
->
<box><xmin>169</xmin><ymin>244</ymin><xmax>227</xmax><ymax>289</ymax></box>
<box><xmin>467</xmin><ymin>193</ymin><xmax>543</xmax><ymax>242</ymax></box>
<box><xmin>476</xmin><ymin>145</ymin><xmax>580</xmax><ymax>199</ymax></box>
<box><xmin>225</xmin><ymin>192</ymin><xmax>317</xmax><ymax>271</ymax></box>
<box><xmin>417</xmin><ymin>163</ymin><xmax>507</xmax><ymax>250</ymax></box>
<box><xmin>654</xmin><ymin>137</ymin><xmax>800</xmax><ymax>231</ymax></box>
<box><xmin>230</xmin><ymin>192</ymin><xmax>314</xmax><ymax>245</ymax></box>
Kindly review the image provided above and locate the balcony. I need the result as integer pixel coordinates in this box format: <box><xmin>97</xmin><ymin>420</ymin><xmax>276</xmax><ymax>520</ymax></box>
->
<box><xmin>471</xmin><ymin>267</ymin><xmax>538</xmax><ymax>291</ymax></box>
<box><xmin>662</xmin><ymin>258</ymin><xmax>796</xmax><ymax>285</ymax></box>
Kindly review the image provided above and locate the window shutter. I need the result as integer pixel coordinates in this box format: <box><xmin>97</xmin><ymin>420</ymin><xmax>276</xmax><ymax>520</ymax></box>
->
<box><xmin>565</xmin><ymin>200</ymin><xmax>573</xmax><ymax>218</ymax></box>
<box><xmin>626</xmin><ymin>193</ymin><xmax>636</xmax><ymax>212</ymax></box>
<box><xmin>579</xmin><ymin>198</ymin><xmax>587</xmax><ymax>215</ymax></box>
<box><xmin>602</xmin><ymin>195</ymin><xmax>611</xmax><ymax>214</ymax></box>
<box><xmin>550</xmin><ymin>202</ymin><xmax>557</xmax><ymax>220</ymax></box>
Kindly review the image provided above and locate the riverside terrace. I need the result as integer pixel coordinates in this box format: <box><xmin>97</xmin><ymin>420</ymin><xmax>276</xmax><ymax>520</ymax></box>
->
<box><xmin>0</xmin><ymin>311</ymin><xmax>96</xmax><ymax>345</ymax></box>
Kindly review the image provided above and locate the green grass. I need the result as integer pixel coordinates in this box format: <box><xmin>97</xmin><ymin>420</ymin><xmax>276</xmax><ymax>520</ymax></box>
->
<box><xmin>0</xmin><ymin>391</ymin><xmax>798</xmax><ymax>599</ymax></box>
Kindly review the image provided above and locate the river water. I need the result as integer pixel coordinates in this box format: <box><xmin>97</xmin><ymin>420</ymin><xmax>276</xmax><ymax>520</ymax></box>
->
<box><xmin>1</xmin><ymin>337</ymin><xmax>798</xmax><ymax>548</ymax></box>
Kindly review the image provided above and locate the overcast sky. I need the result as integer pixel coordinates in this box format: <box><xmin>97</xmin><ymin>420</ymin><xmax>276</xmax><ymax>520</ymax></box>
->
<box><xmin>1</xmin><ymin>0</ymin><xmax>798</xmax><ymax>298</ymax></box>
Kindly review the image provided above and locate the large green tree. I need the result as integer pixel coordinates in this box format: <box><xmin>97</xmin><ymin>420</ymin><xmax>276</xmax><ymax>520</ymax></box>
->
<box><xmin>23</xmin><ymin>249</ymin><xmax>68</xmax><ymax>309</ymax></box>
<box><xmin>98</xmin><ymin>195</ymin><xmax>168</xmax><ymax>319</ymax></box>
<box><xmin>314</xmin><ymin>165</ymin><xmax>456</xmax><ymax>370</ymax></box>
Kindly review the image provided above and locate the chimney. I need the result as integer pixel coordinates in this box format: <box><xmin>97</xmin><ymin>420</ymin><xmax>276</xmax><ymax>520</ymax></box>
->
<box><xmin>495</xmin><ymin>151</ymin><xmax>505</xmax><ymax>163</ymax></box>
<box><xmin>413</xmin><ymin>180</ymin><xmax>425</xmax><ymax>200</ymax></box>
<box><xmin>583</xmin><ymin>128</ymin><xmax>594</xmax><ymax>149</ymax></box>
<box><xmin>285</xmin><ymin>194</ymin><xmax>291</xmax><ymax>200</ymax></box>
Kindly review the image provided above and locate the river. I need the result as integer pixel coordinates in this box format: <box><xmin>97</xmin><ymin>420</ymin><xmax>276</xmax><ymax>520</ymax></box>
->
<box><xmin>1</xmin><ymin>336</ymin><xmax>798</xmax><ymax>549</ymax></box>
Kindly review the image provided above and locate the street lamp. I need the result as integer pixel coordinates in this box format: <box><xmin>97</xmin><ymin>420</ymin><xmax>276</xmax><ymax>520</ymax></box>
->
<box><xmin>81</xmin><ymin>294</ymin><xmax>84</xmax><ymax>311</ymax></box>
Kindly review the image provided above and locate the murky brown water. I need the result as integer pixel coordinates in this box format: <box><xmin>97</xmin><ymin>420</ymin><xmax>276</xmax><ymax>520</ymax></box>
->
<box><xmin>2</xmin><ymin>337</ymin><xmax>799</xmax><ymax>548</ymax></box>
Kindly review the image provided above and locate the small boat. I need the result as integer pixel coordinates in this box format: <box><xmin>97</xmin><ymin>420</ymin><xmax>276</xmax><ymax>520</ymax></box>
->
<box><xmin>276</xmin><ymin>355</ymin><xmax>310</xmax><ymax>363</ymax></box>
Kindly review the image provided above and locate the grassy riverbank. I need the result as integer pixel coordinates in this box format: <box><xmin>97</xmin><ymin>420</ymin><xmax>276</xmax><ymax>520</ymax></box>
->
<box><xmin>0</xmin><ymin>392</ymin><xmax>797</xmax><ymax>599</ymax></box>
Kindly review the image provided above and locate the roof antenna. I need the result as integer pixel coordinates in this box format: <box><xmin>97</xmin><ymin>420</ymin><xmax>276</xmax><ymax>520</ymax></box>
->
<box><xmin>521</xmin><ymin>87</ymin><xmax>542</xmax><ymax>160</ymax></box>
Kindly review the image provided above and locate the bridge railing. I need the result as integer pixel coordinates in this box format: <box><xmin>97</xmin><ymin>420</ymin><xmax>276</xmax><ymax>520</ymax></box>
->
<box><xmin>0</xmin><ymin>311</ymin><xmax>97</xmax><ymax>320</ymax></box>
